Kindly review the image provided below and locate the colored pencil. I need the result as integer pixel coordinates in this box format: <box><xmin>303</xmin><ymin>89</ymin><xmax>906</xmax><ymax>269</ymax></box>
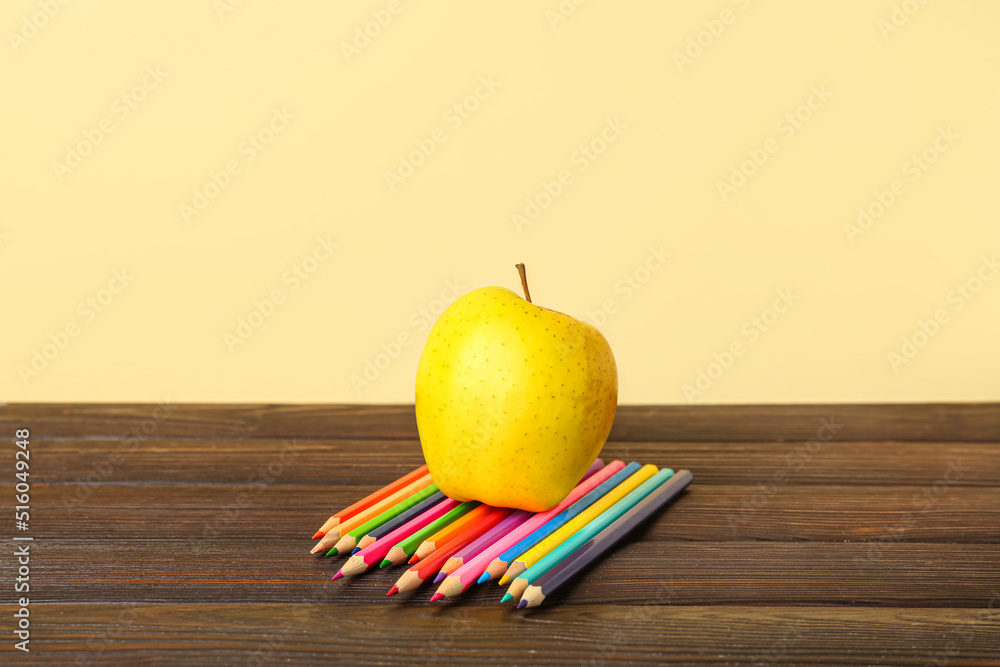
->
<box><xmin>499</xmin><ymin>464</ymin><xmax>658</xmax><ymax>592</ymax></box>
<box><xmin>434</xmin><ymin>510</ymin><xmax>531</xmax><ymax>583</ymax></box>
<box><xmin>380</xmin><ymin>501</ymin><xmax>479</xmax><ymax>567</ymax></box>
<box><xmin>434</xmin><ymin>460</ymin><xmax>626</xmax><ymax>600</ymax></box>
<box><xmin>331</xmin><ymin>483</ymin><xmax>441</xmax><ymax>555</ymax></box>
<box><xmin>409</xmin><ymin>504</ymin><xmax>506</xmax><ymax>563</ymax></box>
<box><xmin>517</xmin><ymin>470</ymin><xmax>692</xmax><ymax>608</ymax></box>
<box><xmin>492</xmin><ymin>462</ymin><xmax>642</xmax><ymax>583</ymax></box>
<box><xmin>312</xmin><ymin>464</ymin><xmax>428</xmax><ymax>538</ymax></box>
<box><xmin>312</xmin><ymin>472</ymin><xmax>433</xmax><ymax>555</ymax></box>
<box><xmin>332</xmin><ymin>497</ymin><xmax>460</xmax><ymax>579</ymax></box>
<box><xmin>354</xmin><ymin>491</ymin><xmax>446</xmax><ymax>553</ymax></box>
<box><xmin>389</xmin><ymin>507</ymin><xmax>509</xmax><ymax>596</ymax></box>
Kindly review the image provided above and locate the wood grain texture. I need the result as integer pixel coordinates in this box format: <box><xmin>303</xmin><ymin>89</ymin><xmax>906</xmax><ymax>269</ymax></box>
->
<box><xmin>1</xmin><ymin>403</ymin><xmax>998</xmax><ymax>665</ymax></box>
<box><xmin>3</xmin><ymin>402</ymin><xmax>998</xmax><ymax>441</ymax></box>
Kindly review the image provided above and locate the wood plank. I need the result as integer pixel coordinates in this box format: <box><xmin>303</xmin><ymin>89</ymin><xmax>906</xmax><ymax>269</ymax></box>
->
<box><xmin>20</xmin><ymin>438</ymin><xmax>999</xmax><ymax>487</ymax></box>
<box><xmin>5</xmin><ymin>604</ymin><xmax>999</xmax><ymax>666</ymax></box>
<box><xmin>3</xmin><ymin>403</ymin><xmax>998</xmax><ymax>441</ymax></box>
<box><xmin>18</xmin><ymin>540</ymin><xmax>1000</xmax><ymax>606</ymax></box>
<box><xmin>28</xmin><ymin>483</ymin><xmax>1000</xmax><ymax>543</ymax></box>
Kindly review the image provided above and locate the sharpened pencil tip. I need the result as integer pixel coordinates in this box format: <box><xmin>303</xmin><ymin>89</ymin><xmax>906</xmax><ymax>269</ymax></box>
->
<box><xmin>501</xmin><ymin>592</ymin><xmax>513</xmax><ymax>603</ymax></box>
<box><xmin>498</xmin><ymin>575</ymin><xmax>509</xmax><ymax>586</ymax></box>
<box><xmin>433</xmin><ymin>572</ymin><xmax>445</xmax><ymax>584</ymax></box>
<box><xmin>331</xmin><ymin>571</ymin><xmax>343</xmax><ymax>581</ymax></box>
<box><xmin>325</xmin><ymin>547</ymin><xmax>338</xmax><ymax>557</ymax></box>
<box><xmin>407</xmin><ymin>554</ymin><xmax>419</xmax><ymax>564</ymax></box>
<box><xmin>351</xmin><ymin>547</ymin><xmax>360</xmax><ymax>555</ymax></box>
<box><xmin>477</xmin><ymin>572</ymin><xmax>490</xmax><ymax>584</ymax></box>
<box><xmin>379</xmin><ymin>559</ymin><xmax>392</xmax><ymax>568</ymax></box>
<box><xmin>312</xmin><ymin>531</ymin><xmax>324</xmax><ymax>540</ymax></box>
<box><xmin>386</xmin><ymin>585</ymin><xmax>398</xmax><ymax>597</ymax></box>
<box><xmin>429</xmin><ymin>592</ymin><xmax>444</xmax><ymax>602</ymax></box>
<box><xmin>516</xmin><ymin>600</ymin><xmax>527</xmax><ymax>609</ymax></box>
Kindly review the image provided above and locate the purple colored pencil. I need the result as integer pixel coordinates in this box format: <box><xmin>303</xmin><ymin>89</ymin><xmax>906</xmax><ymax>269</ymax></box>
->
<box><xmin>433</xmin><ymin>509</ymin><xmax>533</xmax><ymax>583</ymax></box>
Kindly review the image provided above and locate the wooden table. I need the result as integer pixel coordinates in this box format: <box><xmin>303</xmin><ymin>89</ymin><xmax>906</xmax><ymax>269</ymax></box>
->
<box><xmin>2</xmin><ymin>403</ymin><xmax>998</xmax><ymax>665</ymax></box>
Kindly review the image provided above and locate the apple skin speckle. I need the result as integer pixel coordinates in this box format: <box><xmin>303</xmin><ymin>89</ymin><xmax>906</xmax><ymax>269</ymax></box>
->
<box><xmin>414</xmin><ymin>285</ymin><xmax>618</xmax><ymax>511</ymax></box>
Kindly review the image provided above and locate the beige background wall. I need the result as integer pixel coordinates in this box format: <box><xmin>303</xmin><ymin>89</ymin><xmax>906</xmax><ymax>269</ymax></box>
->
<box><xmin>2</xmin><ymin>1</ymin><xmax>997</xmax><ymax>404</ymax></box>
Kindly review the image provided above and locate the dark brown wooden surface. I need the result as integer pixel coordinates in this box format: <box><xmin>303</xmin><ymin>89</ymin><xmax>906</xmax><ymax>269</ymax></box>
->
<box><xmin>1</xmin><ymin>403</ymin><xmax>998</xmax><ymax>665</ymax></box>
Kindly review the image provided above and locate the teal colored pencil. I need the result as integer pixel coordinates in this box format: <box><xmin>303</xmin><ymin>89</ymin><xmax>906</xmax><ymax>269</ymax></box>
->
<box><xmin>494</xmin><ymin>462</ymin><xmax>641</xmax><ymax>571</ymax></box>
<box><xmin>380</xmin><ymin>501</ymin><xmax>479</xmax><ymax>567</ymax></box>
<box><xmin>502</xmin><ymin>467</ymin><xmax>678</xmax><ymax>603</ymax></box>
<box><xmin>518</xmin><ymin>470</ymin><xmax>693</xmax><ymax>607</ymax></box>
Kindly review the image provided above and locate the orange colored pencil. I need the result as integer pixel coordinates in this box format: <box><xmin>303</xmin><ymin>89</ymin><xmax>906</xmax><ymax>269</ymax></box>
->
<box><xmin>389</xmin><ymin>508</ymin><xmax>508</xmax><ymax>596</ymax></box>
<box><xmin>408</xmin><ymin>503</ymin><xmax>496</xmax><ymax>563</ymax></box>
<box><xmin>312</xmin><ymin>464</ymin><xmax>428</xmax><ymax>538</ymax></box>
<box><xmin>311</xmin><ymin>473</ymin><xmax>432</xmax><ymax>554</ymax></box>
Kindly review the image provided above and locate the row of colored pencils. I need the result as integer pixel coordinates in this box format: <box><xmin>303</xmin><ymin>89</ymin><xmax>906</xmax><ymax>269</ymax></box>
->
<box><xmin>310</xmin><ymin>459</ymin><xmax>691</xmax><ymax>606</ymax></box>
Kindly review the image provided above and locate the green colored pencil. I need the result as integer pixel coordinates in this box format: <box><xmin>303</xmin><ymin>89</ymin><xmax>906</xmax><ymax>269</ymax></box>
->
<box><xmin>329</xmin><ymin>483</ymin><xmax>440</xmax><ymax>555</ymax></box>
<box><xmin>380</xmin><ymin>501</ymin><xmax>479</xmax><ymax>567</ymax></box>
<box><xmin>502</xmin><ymin>467</ymin><xmax>677</xmax><ymax>603</ymax></box>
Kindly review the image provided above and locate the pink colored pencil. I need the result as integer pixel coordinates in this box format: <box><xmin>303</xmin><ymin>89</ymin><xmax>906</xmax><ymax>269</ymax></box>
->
<box><xmin>434</xmin><ymin>509</ymin><xmax>531</xmax><ymax>583</ymax></box>
<box><xmin>431</xmin><ymin>459</ymin><xmax>625</xmax><ymax>600</ymax></box>
<box><xmin>332</xmin><ymin>497</ymin><xmax>460</xmax><ymax>579</ymax></box>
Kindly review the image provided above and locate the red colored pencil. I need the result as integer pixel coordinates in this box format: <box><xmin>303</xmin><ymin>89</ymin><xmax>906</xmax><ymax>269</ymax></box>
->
<box><xmin>332</xmin><ymin>498</ymin><xmax>459</xmax><ymax>579</ymax></box>
<box><xmin>409</xmin><ymin>504</ymin><xmax>505</xmax><ymax>563</ymax></box>
<box><xmin>388</xmin><ymin>507</ymin><xmax>509</xmax><ymax>596</ymax></box>
<box><xmin>312</xmin><ymin>464</ymin><xmax>428</xmax><ymax>539</ymax></box>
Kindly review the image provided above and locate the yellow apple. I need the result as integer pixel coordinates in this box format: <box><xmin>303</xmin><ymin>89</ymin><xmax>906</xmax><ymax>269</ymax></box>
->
<box><xmin>415</xmin><ymin>265</ymin><xmax>618</xmax><ymax>511</ymax></box>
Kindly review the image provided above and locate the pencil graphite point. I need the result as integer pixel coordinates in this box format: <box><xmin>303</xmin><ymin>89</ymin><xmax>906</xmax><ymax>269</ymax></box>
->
<box><xmin>433</xmin><ymin>572</ymin><xmax>446</xmax><ymax>584</ymax></box>
<box><xmin>500</xmin><ymin>592</ymin><xmax>513</xmax><ymax>603</ymax></box>
<box><xmin>407</xmin><ymin>553</ymin><xmax>420</xmax><ymax>565</ymax></box>
<box><xmin>386</xmin><ymin>585</ymin><xmax>399</xmax><ymax>597</ymax></box>
<box><xmin>516</xmin><ymin>600</ymin><xmax>527</xmax><ymax>609</ymax></box>
<box><xmin>498</xmin><ymin>573</ymin><xmax>510</xmax><ymax>586</ymax></box>
<box><xmin>311</xmin><ymin>530</ymin><xmax>324</xmax><ymax>540</ymax></box>
<box><xmin>429</xmin><ymin>592</ymin><xmax>444</xmax><ymax>602</ymax></box>
<box><xmin>351</xmin><ymin>547</ymin><xmax>360</xmax><ymax>555</ymax></box>
<box><xmin>477</xmin><ymin>572</ymin><xmax>491</xmax><ymax>584</ymax></box>
<box><xmin>331</xmin><ymin>571</ymin><xmax>343</xmax><ymax>581</ymax></box>
<box><xmin>507</xmin><ymin>578</ymin><xmax>529</xmax><ymax>602</ymax></box>
<box><xmin>325</xmin><ymin>547</ymin><xmax>338</xmax><ymax>558</ymax></box>
<box><xmin>379</xmin><ymin>559</ymin><xmax>392</xmax><ymax>568</ymax></box>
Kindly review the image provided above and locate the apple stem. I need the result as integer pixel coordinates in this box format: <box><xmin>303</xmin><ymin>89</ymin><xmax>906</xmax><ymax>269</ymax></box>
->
<box><xmin>515</xmin><ymin>263</ymin><xmax>532</xmax><ymax>303</ymax></box>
